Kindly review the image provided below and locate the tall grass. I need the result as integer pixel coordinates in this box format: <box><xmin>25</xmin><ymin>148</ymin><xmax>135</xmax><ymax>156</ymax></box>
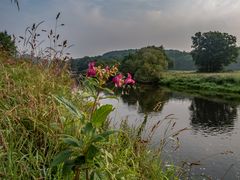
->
<box><xmin>0</xmin><ymin>55</ymin><xmax>84</xmax><ymax>179</ymax></box>
<box><xmin>0</xmin><ymin>55</ymin><xmax>181</xmax><ymax>179</ymax></box>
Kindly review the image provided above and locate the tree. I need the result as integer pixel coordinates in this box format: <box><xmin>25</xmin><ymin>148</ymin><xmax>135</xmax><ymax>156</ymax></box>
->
<box><xmin>191</xmin><ymin>31</ymin><xmax>239</xmax><ymax>72</ymax></box>
<box><xmin>0</xmin><ymin>31</ymin><xmax>17</xmax><ymax>56</ymax></box>
<box><xmin>120</xmin><ymin>46</ymin><xmax>169</xmax><ymax>83</ymax></box>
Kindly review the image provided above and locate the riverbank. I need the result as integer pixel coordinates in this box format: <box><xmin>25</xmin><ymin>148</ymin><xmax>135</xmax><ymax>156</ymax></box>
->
<box><xmin>159</xmin><ymin>71</ymin><xmax>240</xmax><ymax>101</ymax></box>
<box><xmin>0</xmin><ymin>56</ymin><xmax>181</xmax><ymax>179</ymax></box>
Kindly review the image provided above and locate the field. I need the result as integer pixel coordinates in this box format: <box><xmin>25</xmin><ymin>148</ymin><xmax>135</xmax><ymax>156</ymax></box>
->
<box><xmin>160</xmin><ymin>71</ymin><xmax>240</xmax><ymax>101</ymax></box>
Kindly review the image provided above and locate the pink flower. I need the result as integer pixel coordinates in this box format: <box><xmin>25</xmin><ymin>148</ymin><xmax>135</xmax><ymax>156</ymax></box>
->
<box><xmin>124</xmin><ymin>73</ymin><xmax>135</xmax><ymax>85</ymax></box>
<box><xmin>87</xmin><ymin>62</ymin><xmax>96</xmax><ymax>77</ymax></box>
<box><xmin>112</xmin><ymin>74</ymin><xmax>124</xmax><ymax>87</ymax></box>
<box><xmin>105</xmin><ymin>66</ymin><xmax>110</xmax><ymax>72</ymax></box>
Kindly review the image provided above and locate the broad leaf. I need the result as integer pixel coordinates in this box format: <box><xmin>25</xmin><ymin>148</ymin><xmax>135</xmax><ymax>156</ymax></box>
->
<box><xmin>86</xmin><ymin>145</ymin><xmax>99</xmax><ymax>161</ymax></box>
<box><xmin>82</xmin><ymin>122</ymin><xmax>94</xmax><ymax>134</ymax></box>
<box><xmin>62</xmin><ymin>159</ymin><xmax>75</xmax><ymax>175</ymax></box>
<box><xmin>74</xmin><ymin>155</ymin><xmax>86</xmax><ymax>166</ymax></box>
<box><xmin>99</xmin><ymin>87</ymin><xmax>114</xmax><ymax>95</ymax></box>
<box><xmin>62</xmin><ymin>136</ymin><xmax>82</xmax><ymax>147</ymax></box>
<box><xmin>92</xmin><ymin>130</ymin><xmax>117</xmax><ymax>143</ymax></box>
<box><xmin>51</xmin><ymin>150</ymin><xmax>72</xmax><ymax>167</ymax></box>
<box><xmin>54</xmin><ymin>96</ymin><xmax>84</xmax><ymax>121</ymax></box>
<box><xmin>91</xmin><ymin>105</ymin><xmax>113</xmax><ymax>128</ymax></box>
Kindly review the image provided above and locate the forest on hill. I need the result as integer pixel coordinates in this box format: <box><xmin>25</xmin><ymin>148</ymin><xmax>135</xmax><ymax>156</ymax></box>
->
<box><xmin>71</xmin><ymin>48</ymin><xmax>240</xmax><ymax>73</ymax></box>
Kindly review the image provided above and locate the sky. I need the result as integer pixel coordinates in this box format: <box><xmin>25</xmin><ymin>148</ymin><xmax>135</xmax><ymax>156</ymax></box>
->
<box><xmin>1</xmin><ymin>0</ymin><xmax>240</xmax><ymax>58</ymax></box>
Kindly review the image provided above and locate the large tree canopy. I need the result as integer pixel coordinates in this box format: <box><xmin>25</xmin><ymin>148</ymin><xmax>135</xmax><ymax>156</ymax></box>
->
<box><xmin>191</xmin><ymin>31</ymin><xmax>239</xmax><ymax>72</ymax></box>
<box><xmin>120</xmin><ymin>46</ymin><xmax>168</xmax><ymax>83</ymax></box>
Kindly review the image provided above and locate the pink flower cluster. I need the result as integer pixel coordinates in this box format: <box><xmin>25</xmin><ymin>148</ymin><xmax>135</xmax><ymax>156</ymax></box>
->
<box><xmin>87</xmin><ymin>62</ymin><xmax>96</xmax><ymax>77</ymax></box>
<box><xmin>112</xmin><ymin>73</ymin><xmax>135</xmax><ymax>87</ymax></box>
<box><xmin>86</xmin><ymin>62</ymin><xmax>135</xmax><ymax>87</ymax></box>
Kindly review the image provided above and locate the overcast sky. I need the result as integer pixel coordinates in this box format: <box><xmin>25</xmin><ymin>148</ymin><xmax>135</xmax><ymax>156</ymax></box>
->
<box><xmin>1</xmin><ymin>0</ymin><xmax>240</xmax><ymax>57</ymax></box>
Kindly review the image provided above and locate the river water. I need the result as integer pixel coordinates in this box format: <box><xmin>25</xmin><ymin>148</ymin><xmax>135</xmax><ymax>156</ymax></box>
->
<box><xmin>102</xmin><ymin>85</ymin><xmax>240</xmax><ymax>179</ymax></box>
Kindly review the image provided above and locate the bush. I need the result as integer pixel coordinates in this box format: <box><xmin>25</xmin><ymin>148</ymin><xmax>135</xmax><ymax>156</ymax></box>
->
<box><xmin>0</xmin><ymin>31</ymin><xmax>16</xmax><ymax>56</ymax></box>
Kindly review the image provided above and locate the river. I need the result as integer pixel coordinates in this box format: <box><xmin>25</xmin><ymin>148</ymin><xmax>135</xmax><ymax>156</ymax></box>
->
<box><xmin>102</xmin><ymin>85</ymin><xmax>240</xmax><ymax>179</ymax></box>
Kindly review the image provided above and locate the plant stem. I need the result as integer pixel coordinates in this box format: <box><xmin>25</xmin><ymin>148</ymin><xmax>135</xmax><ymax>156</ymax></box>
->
<box><xmin>90</xmin><ymin>90</ymin><xmax>100</xmax><ymax>120</ymax></box>
<box><xmin>86</xmin><ymin>169</ymin><xmax>89</xmax><ymax>180</ymax></box>
<box><xmin>74</xmin><ymin>168</ymin><xmax>80</xmax><ymax>180</ymax></box>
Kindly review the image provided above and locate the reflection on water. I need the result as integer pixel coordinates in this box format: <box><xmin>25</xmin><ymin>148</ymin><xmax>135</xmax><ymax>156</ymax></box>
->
<box><xmin>120</xmin><ymin>85</ymin><xmax>170</xmax><ymax>113</ymax></box>
<box><xmin>106</xmin><ymin>85</ymin><xmax>240</xmax><ymax>179</ymax></box>
<box><xmin>189</xmin><ymin>97</ymin><xmax>237</xmax><ymax>135</ymax></box>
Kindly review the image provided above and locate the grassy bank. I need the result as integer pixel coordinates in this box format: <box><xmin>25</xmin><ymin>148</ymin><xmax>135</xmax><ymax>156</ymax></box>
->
<box><xmin>159</xmin><ymin>71</ymin><xmax>240</xmax><ymax>101</ymax></box>
<box><xmin>0</xmin><ymin>56</ymin><xmax>181</xmax><ymax>179</ymax></box>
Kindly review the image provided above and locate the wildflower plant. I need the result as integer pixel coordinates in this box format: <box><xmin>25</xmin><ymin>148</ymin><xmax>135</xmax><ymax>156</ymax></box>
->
<box><xmin>51</xmin><ymin>62</ymin><xmax>135</xmax><ymax>179</ymax></box>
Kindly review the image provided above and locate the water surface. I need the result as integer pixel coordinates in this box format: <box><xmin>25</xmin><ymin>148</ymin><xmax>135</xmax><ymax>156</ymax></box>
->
<box><xmin>102</xmin><ymin>85</ymin><xmax>240</xmax><ymax>179</ymax></box>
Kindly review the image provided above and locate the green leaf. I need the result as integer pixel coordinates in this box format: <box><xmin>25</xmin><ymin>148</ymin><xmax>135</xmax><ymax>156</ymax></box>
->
<box><xmin>62</xmin><ymin>159</ymin><xmax>75</xmax><ymax>175</ymax></box>
<box><xmin>82</xmin><ymin>122</ymin><xmax>94</xmax><ymax>134</ymax></box>
<box><xmin>99</xmin><ymin>130</ymin><xmax>117</xmax><ymax>138</ymax></box>
<box><xmin>99</xmin><ymin>87</ymin><xmax>114</xmax><ymax>95</ymax></box>
<box><xmin>86</xmin><ymin>145</ymin><xmax>99</xmax><ymax>161</ymax></box>
<box><xmin>51</xmin><ymin>150</ymin><xmax>73</xmax><ymax>167</ymax></box>
<box><xmin>74</xmin><ymin>155</ymin><xmax>86</xmax><ymax>166</ymax></box>
<box><xmin>90</xmin><ymin>171</ymin><xmax>101</xmax><ymax>180</ymax></box>
<box><xmin>92</xmin><ymin>130</ymin><xmax>117</xmax><ymax>143</ymax></box>
<box><xmin>91</xmin><ymin>105</ymin><xmax>113</xmax><ymax>128</ymax></box>
<box><xmin>83</xmin><ymin>78</ymin><xmax>98</xmax><ymax>96</ymax></box>
<box><xmin>62</xmin><ymin>136</ymin><xmax>82</xmax><ymax>147</ymax></box>
<box><xmin>54</xmin><ymin>96</ymin><xmax>84</xmax><ymax>121</ymax></box>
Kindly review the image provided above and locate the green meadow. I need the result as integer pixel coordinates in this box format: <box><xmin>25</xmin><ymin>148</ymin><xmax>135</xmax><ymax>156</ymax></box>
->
<box><xmin>160</xmin><ymin>71</ymin><xmax>240</xmax><ymax>101</ymax></box>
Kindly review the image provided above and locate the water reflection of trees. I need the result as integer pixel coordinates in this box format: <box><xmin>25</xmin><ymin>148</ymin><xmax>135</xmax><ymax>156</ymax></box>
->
<box><xmin>120</xmin><ymin>85</ymin><xmax>170</xmax><ymax>113</ymax></box>
<box><xmin>189</xmin><ymin>97</ymin><xmax>237</xmax><ymax>134</ymax></box>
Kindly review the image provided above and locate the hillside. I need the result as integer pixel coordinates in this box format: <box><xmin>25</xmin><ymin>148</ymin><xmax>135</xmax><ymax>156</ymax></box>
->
<box><xmin>165</xmin><ymin>50</ymin><xmax>196</xmax><ymax>70</ymax></box>
<box><xmin>70</xmin><ymin>49</ymin><xmax>240</xmax><ymax>73</ymax></box>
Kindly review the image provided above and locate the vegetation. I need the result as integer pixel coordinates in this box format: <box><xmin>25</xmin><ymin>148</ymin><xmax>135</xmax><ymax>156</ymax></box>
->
<box><xmin>191</xmin><ymin>31</ymin><xmax>239</xmax><ymax>72</ymax></box>
<box><xmin>120</xmin><ymin>46</ymin><xmax>169</xmax><ymax>83</ymax></box>
<box><xmin>159</xmin><ymin>71</ymin><xmax>240</xmax><ymax>100</ymax></box>
<box><xmin>71</xmin><ymin>48</ymin><xmax>240</xmax><ymax>75</ymax></box>
<box><xmin>70</xmin><ymin>49</ymin><xmax>136</xmax><ymax>74</ymax></box>
<box><xmin>0</xmin><ymin>31</ymin><xmax>17</xmax><ymax>56</ymax></box>
<box><xmin>15</xmin><ymin>13</ymin><xmax>72</xmax><ymax>64</ymax></box>
<box><xmin>166</xmin><ymin>50</ymin><xmax>196</xmax><ymax>70</ymax></box>
<box><xmin>0</xmin><ymin>53</ymin><xmax>182</xmax><ymax>179</ymax></box>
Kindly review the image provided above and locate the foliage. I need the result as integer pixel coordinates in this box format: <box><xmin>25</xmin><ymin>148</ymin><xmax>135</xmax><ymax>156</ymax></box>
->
<box><xmin>0</xmin><ymin>31</ymin><xmax>17</xmax><ymax>56</ymax></box>
<box><xmin>191</xmin><ymin>31</ymin><xmax>239</xmax><ymax>72</ymax></box>
<box><xmin>166</xmin><ymin>49</ymin><xmax>196</xmax><ymax>70</ymax></box>
<box><xmin>0</xmin><ymin>55</ymin><xmax>79</xmax><ymax>179</ymax></box>
<box><xmin>160</xmin><ymin>71</ymin><xmax>240</xmax><ymax>100</ymax></box>
<box><xmin>70</xmin><ymin>49</ymin><xmax>136</xmax><ymax>74</ymax></box>
<box><xmin>71</xmin><ymin>48</ymin><xmax>240</xmax><ymax>74</ymax></box>
<box><xmin>16</xmin><ymin>13</ymin><xmax>72</xmax><ymax>64</ymax></box>
<box><xmin>120</xmin><ymin>46</ymin><xmax>169</xmax><ymax>83</ymax></box>
<box><xmin>0</xmin><ymin>56</ymin><xmax>181</xmax><ymax>179</ymax></box>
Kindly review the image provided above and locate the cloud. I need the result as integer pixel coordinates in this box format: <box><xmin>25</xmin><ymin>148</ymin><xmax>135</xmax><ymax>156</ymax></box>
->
<box><xmin>1</xmin><ymin>0</ymin><xmax>240</xmax><ymax>57</ymax></box>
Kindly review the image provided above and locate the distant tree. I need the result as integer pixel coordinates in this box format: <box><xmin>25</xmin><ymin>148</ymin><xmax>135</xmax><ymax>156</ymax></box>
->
<box><xmin>191</xmin><ymin>31</ymin><xmax>239</xmax><ymax>72</ymax></box>
<box><xmin>166</xmin><ymin>50</ymin><xmax>196</xmax><ymax>70</ymax></box>
<box><xmin>121</xmin><ymin>46</ymin><xmax>168</xmax><ymax>83</ymax></box>
<box><xmin>0</xmin><ymin>31</ymin><xmax>17</xmax><ymax>56</ymax></box>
